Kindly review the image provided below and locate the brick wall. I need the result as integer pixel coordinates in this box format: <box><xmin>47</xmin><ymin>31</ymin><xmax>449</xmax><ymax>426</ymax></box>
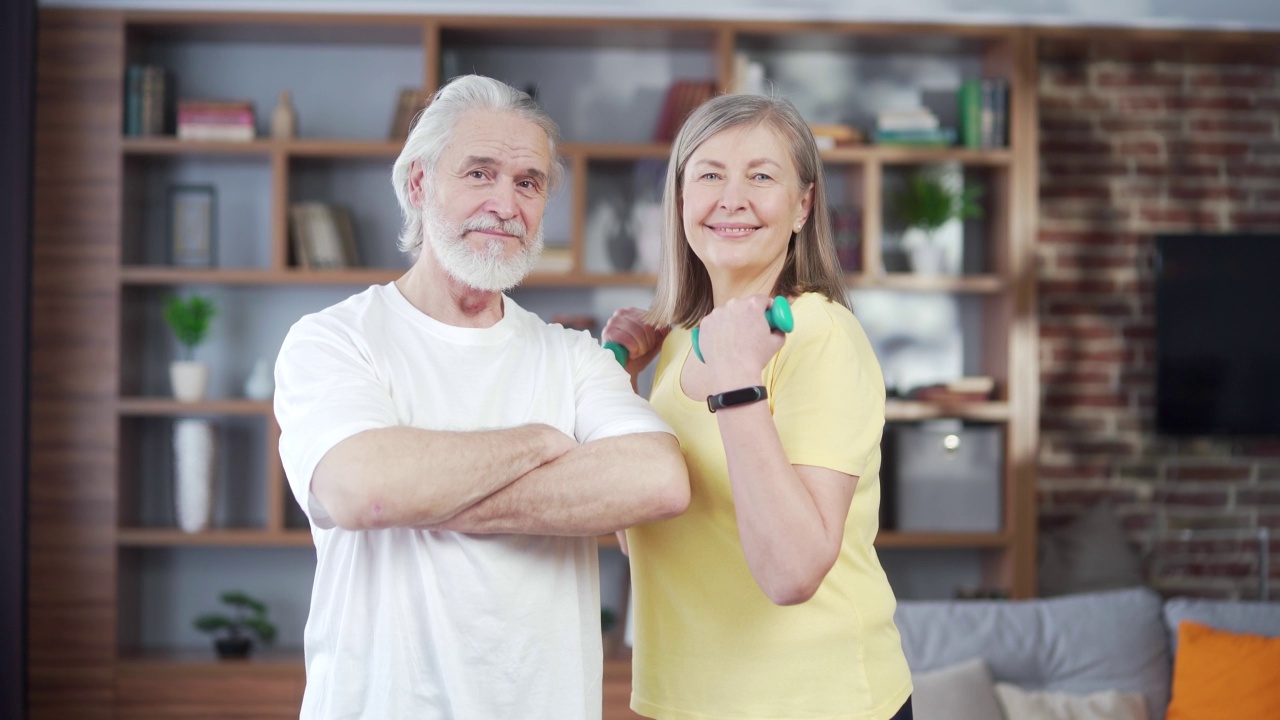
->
<box><xmin>1037</xmin><ymin>49</ymin><xmax>1280</xmax><ymax>599</ymax></box>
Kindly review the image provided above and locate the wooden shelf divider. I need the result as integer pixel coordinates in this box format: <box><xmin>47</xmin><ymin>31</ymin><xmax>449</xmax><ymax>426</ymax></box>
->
<box><xmin>117</xmin><ymin>397</ymin><xmax>273</xmax><ymax>417</ymax></box>
<box><xmin>116</xmin><ymin>528</ymin><xmax>313</xmax><ymax>547</ymax></box>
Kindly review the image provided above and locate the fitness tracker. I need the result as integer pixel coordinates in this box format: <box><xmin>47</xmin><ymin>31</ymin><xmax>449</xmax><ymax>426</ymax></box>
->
<box><xmin>706</xmin><ymin>385</ymin><xmax>768</xmax><ymax>413</ymax></box>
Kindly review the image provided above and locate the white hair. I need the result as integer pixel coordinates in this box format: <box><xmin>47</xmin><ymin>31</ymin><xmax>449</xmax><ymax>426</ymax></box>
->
<box><xmin>390</xmin><ymin>75</ymin><xmax>563</xmax><ymax>257</ymax></box>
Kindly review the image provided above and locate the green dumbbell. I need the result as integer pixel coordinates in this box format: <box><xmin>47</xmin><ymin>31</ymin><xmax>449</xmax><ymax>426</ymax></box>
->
<box><xmin>691</xmin><ymin>296</ymin><xmax>793</xmax><ymax>362</ymax></box>
<box><xmin>604</xmin><ymin>297</ymin><xmax>793</xmax><ymax>366</ymax></box>
<box><xmin>603</xmin><ymin>341</ymin><xmax>631</xmax><ymax>366</ymax></box>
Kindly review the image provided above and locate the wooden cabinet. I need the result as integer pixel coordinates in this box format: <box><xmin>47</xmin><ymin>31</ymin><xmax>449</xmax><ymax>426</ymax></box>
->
<box><xmin>31</xmin><ymin>8</ymin><xmax>1038</xmax><ymax>718</ymax></box>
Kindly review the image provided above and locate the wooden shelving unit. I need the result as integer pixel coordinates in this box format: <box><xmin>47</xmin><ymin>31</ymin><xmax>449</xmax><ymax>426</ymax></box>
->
<box><xmin>118</xmin><ymin>267</ymin><xmax>1009</xmax><ymax>291</ymax></box>
<box><xmin>115</xmin><ymin>528</ymin><xmax>314</xmax><ymax>547</ymax></box>
<box><xmin>32</xmin><ymin>8</ymin><xmax>1039</xmax><ymax>719</ymax></box>
<box><xmin>117</xmin><ymin>397</ymin><xmax>273</xmax><ymax>415</ymax></box>
<box><xmin>118</xmin><ymin>266</ymin><xmax>661</xmax><ymax>287</ymax></box>
<box><xmin>875</xmin><ymin>531</ymin><xmax>1013</xmax><ymax>549</ymax></box>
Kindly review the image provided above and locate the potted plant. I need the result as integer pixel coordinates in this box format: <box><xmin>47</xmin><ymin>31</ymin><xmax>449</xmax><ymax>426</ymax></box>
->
<box><xmin>601</xmin><ymin>607</ymin><xmax>620</xmax><ymax>657</ymax></box>
<box><xmin>163</xmin><ymin>294</ymin><xmax>217</xmax><ymax>402</ymax></box>
<box><xmin>194</xmin><ymin>590</ymin><xmax>277</xmax><ymax>659</ymax></box>
<box><xmin>892</xmin><ymin>170</ymin><xmax>983</xmax><ymax>275</ymax></box>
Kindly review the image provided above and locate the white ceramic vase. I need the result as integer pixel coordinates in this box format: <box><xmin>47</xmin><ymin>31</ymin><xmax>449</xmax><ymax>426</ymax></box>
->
<box><xmin>271</xmin><ymin>90</ymin><xmax>297</xmax><ymax>139</ymax></box>
<box><xmin>244</xmin><ymin>358</ymin><xmax>274</xmax><ymax>401</ymax></box>
<box><xmin>170</xmin><ymin>360</ymin><xmax>209</xmax><ymax>402</ymax></box>
<box><xmin>632</xmin><ymin>201</ymin><xmax>664</xmax><ymax>274</ymax></box>
<box><xmin>909</xmin><ymin>240</ymin><xmax>947</xmax><ymax>275</ymax></box>
<box><xmin>173</xmin><ymin>418</ymin><xmax>216</xmax><ymax>533</ymax></box>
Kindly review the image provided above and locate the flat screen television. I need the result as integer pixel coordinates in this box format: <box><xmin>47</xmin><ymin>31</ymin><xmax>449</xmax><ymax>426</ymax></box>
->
<box><xmin>1156</xmin><ymin>234</ymin><xmax>1280</xmax><ymax>436</ymax></box>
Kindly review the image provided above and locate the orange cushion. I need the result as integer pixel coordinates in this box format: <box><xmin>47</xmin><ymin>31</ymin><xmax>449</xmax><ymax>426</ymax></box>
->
<box><xmin>1166</xmin><ymin>620</ymin><xmax>1280</xmax><ymax>720</ymax></box>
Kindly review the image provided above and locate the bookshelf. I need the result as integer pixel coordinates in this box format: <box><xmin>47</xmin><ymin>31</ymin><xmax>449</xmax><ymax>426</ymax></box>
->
<box><xmin>32</xmin><ymin>8</ymin><xmax>1038</xmax><ymax>719</ymax></box>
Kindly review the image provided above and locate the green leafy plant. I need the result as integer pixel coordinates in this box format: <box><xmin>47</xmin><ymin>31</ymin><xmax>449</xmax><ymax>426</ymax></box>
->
<box><xmin>163</xmin><ymin>295</ymin><xmax>217</xmax><ymax>361</ymax></box>
<box><xmin>193</xmin><ymin>590</ymin><xmax>277</xmax><ymax>652</ymax></box>
<box><xmin>893</xmin><ymin>171</ymin><xmax>984</xmax><ymax>241</ymax></box>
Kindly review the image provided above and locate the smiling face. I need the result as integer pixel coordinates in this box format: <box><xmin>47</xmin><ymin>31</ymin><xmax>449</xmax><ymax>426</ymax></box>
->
<box><xmin>680</xmin><ymin>122</ymin><xmax>813</xmax><ymax>288</ymax></box>
<box><xmin>415</xmin><ymin>110</ymin><xmax>553</xmax><ymax>291</ymax></box>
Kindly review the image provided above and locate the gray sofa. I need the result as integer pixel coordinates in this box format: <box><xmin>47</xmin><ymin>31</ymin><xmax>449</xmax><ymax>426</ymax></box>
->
<box><xmin>893</xmin><ymin>588</ymin><xmax>1280</xmax><ymax>720</ymax></box>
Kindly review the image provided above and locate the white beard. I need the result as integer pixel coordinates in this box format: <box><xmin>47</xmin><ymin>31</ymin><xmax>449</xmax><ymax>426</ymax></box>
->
<box><xmin>422</xmin><ymin>198</ymin><xmax>544</xmax><ymax>292</ymax></box>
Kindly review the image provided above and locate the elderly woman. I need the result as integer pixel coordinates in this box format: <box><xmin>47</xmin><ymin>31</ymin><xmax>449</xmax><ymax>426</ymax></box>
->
<box><xmin>603</xmin><ymin>94</ymin><xmax>913</xmax><ymax>720</ymax></box>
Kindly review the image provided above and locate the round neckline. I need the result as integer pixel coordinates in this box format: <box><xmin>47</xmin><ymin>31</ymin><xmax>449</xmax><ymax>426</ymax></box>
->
<box><xmin>381</xmin><ymin>282</ymin><xmax>518</xmax><ymax>346</ymax></box>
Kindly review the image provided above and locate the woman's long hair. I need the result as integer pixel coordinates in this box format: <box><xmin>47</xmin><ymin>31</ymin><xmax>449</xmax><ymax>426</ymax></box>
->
<box><xmin>646</xmin><ymin>94</ymin><xmax>851</xmax><ymax>329</ymax></box>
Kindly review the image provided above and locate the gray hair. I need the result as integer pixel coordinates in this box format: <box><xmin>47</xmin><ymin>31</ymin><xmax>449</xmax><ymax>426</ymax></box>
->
<box><xmin>390</xmin><ymin>75</ymin><xmax>563</xmax><ymax>257</ymax></box>
<box><xmin>647</xmin><ymin>93</ymin><xmax>851</xmax><ymax>329</ymax></box>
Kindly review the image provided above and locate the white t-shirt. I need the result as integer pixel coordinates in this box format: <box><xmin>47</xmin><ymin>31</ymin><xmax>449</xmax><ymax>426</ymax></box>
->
<box><xmin>274</xmin><ymin>283</ymin><xmax>673</xmax><ymax>720</ymax></box>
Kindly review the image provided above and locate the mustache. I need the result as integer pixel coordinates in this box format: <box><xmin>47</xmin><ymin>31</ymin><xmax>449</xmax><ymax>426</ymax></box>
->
<box><xmin>460</xmin><ymin>214</ymin><xmax>527</xmax><ymax>239</ymax></box>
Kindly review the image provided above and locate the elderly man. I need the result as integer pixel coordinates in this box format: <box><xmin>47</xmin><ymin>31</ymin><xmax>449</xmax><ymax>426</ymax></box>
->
<box><xmin>274</xmin><ymin>74</ymin><xmax>689</xmax><ymax>720</ymax></box>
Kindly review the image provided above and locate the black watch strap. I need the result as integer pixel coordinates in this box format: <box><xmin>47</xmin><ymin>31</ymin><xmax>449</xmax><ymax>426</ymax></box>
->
<box><xmin>707</xmin><ymin>385</ymin><xmax>768</xmax><ymax>413</ymax></box>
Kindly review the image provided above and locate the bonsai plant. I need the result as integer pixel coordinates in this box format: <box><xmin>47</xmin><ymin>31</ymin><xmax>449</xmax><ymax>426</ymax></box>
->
<box><xmin>194</xmin><ymin>590</ymin><xmax>277</xmax><ymax>659</ymax></box>
<box><xmin>892</xmin><ymin>170</ymin><xmax>983</xmax><ymax>274</ymax></box>
<box><xmin>163</xmin><ymin>294</ymin><xmax>216</xmax><ymax>401</ymax></box>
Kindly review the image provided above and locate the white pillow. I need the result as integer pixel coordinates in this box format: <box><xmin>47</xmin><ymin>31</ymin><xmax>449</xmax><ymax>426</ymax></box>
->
<box><xmin>994</xmin><ymin>682</ymin><xmax>1148</xmax><ymax>720</ymax></box>
<box><xmin>911</xmin><ymin>657</ymin><xmax>1003</xmax><ymax>720</ymax></box>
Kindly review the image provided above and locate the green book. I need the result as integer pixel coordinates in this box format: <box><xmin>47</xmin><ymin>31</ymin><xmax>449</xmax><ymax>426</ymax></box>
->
<box><xmin>958</xmin><ymin>80</ymin><xmax>983</xmax><ymax>149</ymax></box>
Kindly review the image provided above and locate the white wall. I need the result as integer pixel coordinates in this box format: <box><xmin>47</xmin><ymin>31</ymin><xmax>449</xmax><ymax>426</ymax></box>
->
<box><xmin>39</xmin><ymin>0</ymin><xmax>1280</xmax><ymax>31</ymax></box>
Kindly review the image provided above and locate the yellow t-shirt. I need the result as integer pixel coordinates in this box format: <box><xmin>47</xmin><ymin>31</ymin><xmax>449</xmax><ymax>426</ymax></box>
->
<box><xmin>628</xmin><ymin>293</ymin><xmax>912</xmax><ymax>720</ymax></box>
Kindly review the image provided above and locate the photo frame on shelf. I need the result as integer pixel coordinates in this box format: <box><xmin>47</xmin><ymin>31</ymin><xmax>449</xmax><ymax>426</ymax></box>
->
<box><xmin>168</xmin><ymin>184</ymin><xmax>217</xmax><ymax>267</ymax></box>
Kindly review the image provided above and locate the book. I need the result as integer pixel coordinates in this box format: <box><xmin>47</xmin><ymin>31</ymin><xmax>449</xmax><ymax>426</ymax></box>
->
<box><xmin>177</xmin><ymin>125</ymin><xmax>255</xmax><ymax>141</ymax></box>
<box><xmin>534</xmin><ymin>246</ymin><xmax>574</xmax><ymax>274</ymax></box>
<box><xmin>872</xmin><ymin>127</ymin><xmax>957</xmax><ymax>146</ymax></box>
<box><xmin>132</xmin><ymin>65</ymin><xmax>171</xmax><ymax>136</ymax></box>
<box><xmin>389</xmin><ymin>88</ymin><xmax>428</xmax><ymax>141</ymax></box>
<box><xmin>653</xmin><ymin>80</ymin><xmax>716</xmax><ymax>142</ymax></box>
<box><xmin>984</xmin><ymin>78</ymin><xmax>1009</xmax><ymax>148</ymax></box>
<box><xmin>958</xmin><ymin>80</ymin><xmax>983</xmax><ymax>148</ymax></box>
<box><xmin>329</xmin><ymin>205</ymin><xmax>360</xmax><ymax>269</ymax></box>
<box><xmin>289</xmin><ymin>202</ymin><xmax>359</xmax><ymax>269</ymax></box>
<box><xmin>177</xmin><ymin>100</ymin><xmax>255</xmax><ymax>141</ymax></box>
<box><xmin>288</xmin><ymin>204</ymin><xmax>313</xmax><ymax>269</ymax></box>
<box><xmin>876</xmin><ymin>108</ymin><xmax>939</xmax><ymax>131</ymax></box>
<box><xmin>948</xmin><ymin>376</ymin><xmax>996</xmax><ymax>394</ymax></box>
<box><xmin>124</xmin><ymin>65</ymin><xmax>143</xmax><ymax>136</ymax></box>
<box><xmin>909</xmin><ymin>376</ymin><xmax>997</xmax><ymax>403</ymax></box>
<box><xmin>910</xmin><ymin>386</ymin><xmax>991</xmax><ymax>403</ymax></box>
<box><xmin>809</xmin><ymin>123</ymin><xmax>864</xmax><ymax>148</ymax></box>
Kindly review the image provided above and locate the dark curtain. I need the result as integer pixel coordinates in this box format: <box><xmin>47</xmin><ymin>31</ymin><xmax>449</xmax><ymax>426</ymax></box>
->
<box><xmin>1</xmin><ymin>0</ymin><xmax>35</xmax><ymax>717</ymax></box>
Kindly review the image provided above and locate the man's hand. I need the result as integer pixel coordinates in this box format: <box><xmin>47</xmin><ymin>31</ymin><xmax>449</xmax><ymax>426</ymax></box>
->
<box><xmin>310</xmin><ymin>423</ymin><xmax>580</xmax><ymax>531</ymax></box>
<box><xmin>532</xmin><ymin>423</ymin><xmax>579</xmax><ymax>467</ymax></box>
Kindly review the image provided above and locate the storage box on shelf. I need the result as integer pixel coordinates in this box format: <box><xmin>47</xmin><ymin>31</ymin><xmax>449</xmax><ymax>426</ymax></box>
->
<box><xmin>32</xmin><ymin>9</ymin><xmax>1035</xmax><ymax>719</ymax></box>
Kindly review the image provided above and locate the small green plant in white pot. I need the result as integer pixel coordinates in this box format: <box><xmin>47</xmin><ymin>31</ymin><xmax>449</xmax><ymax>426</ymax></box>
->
<box><xmin>194</xmin><ymin>590</ymin><xmax>277</xmax><ymax>659</ymax></box>
<box><xmin>163</xmin><ymin>294</ymin><xmax>217</xmax><ymax>402</ymax></box>
<box><xmin>893</xmin><ymin>170</ymin><xmax>983</xmax><ymax>275</ymax></box>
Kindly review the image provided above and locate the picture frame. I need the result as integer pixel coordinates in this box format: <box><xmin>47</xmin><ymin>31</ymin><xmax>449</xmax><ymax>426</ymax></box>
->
<box><xmin>168</xmin><ymin>184</ymin><xmax>217</xmax><ymax>267</ymax></box>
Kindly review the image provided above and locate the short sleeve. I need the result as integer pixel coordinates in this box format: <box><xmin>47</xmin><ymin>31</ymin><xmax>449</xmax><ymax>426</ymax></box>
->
<box><xmin>274</xmin><ymin>315</ymin><xmax>399</xmax><ymax>529</ymax></box>
<box><xmin>768</xmin><ymin>300</ymin><xmax>886</xmax><ymax>478</ymax></box>
<box><xmin>567</xmin><ymin>330</ymin><xmax>674</xmax><ymax>443</ymax></box>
